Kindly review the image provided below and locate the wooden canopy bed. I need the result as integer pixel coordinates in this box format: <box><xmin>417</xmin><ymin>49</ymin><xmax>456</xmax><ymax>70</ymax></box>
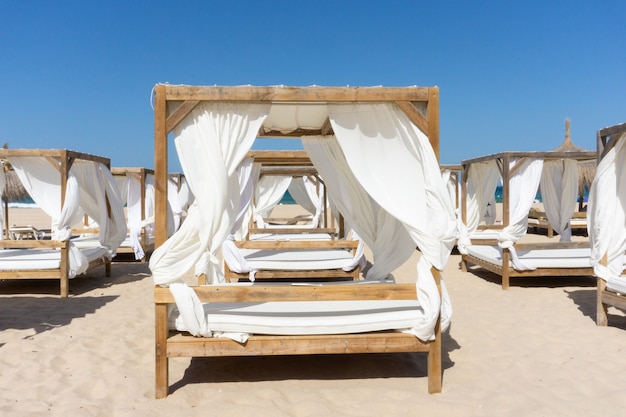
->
<box><xmin>0</xmin><ymin>149</ymin><xmax>120</xmax><ymax>297</ymax></box>
<box><xmin>221</xmin><ymin>149</ymin><xmax>360</xmax><ymax>282</ymax></box>
<box><xmin>591</xmin><ymin>122</ymin><xmax>626</xmax><ymax>326</ymax></box>
<box><xmin>152</xmin><ymin>84</ymin><xmax>450</xmax><ymax>398</ymax></box>
<box><xmin>459</xmin><ymin>149</ymin><xmax>596</xmax><ymax>289</ymax></box>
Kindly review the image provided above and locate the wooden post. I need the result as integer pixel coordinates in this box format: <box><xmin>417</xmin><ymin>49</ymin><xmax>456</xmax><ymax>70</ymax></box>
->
<box><xmin>155</xmin><ymin>302</ymin><xmax>169</xmax><ymax>398</ymax></box>
<box><xmin>59</xmin><ymin>152</ymin><xmax>69</xmax><ymax>298</ymax></box>
<box><xmin>427</xmin><ymin>266</ymin><xmax>443</xmax><ymax>393</ymax></box>
<box><xmin>154</xmin><ymin>85</ymin><xmax>168</xmax><ymax>248</ymax></box>
<box><xmin>501</xmin><ymin>249</ymin><xmax>510</xmax><ymax>290</ymax></box>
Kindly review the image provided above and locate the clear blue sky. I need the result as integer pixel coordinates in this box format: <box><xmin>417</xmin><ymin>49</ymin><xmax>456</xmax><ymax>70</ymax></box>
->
<box><xmin>1</xmin><ymin>1</ymin><xmax>625</xmax><ymax>172</ymax></box>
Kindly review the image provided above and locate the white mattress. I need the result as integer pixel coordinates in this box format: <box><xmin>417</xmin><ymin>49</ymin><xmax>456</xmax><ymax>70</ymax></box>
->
<box><xmin>240</xmin><ymin>248</ymin><xmax>355</xmax><ymax>270</ymax></box>
<box><xmin>169</xmin><ymin>299</ymin><xmax>422</xmax><ymax>335</ymax></box>
<box><xmin>465</xmin><ymin>245</ymin><xmax>592</xmax><ymax>269</ymax></box>
<box><xmin>0</xmin><ymin>246</ymin><xmax>109</xmax><ymax>271</ymax></box>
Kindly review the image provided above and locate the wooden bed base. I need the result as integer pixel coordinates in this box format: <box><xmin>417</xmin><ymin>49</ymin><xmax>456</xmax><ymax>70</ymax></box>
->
<box><xmin>460</xmin><ymin>241</ymin><xmax>593</xmax><ymax>290</ymax></box>
<box><xmin>596</xmin><ymin>278</ymin><xmax>626</xmax><ymax>326</ymax></box>
<box><xmin>0</xmin><ymin>240</ymin><xmax>111</xmax><ymax>297</ymax></box>
<box><xmin>223</xmin><ymin>240</ymin><xmax>362</xmax><ymax>282</ymax></box>
<box><xmin>154</xmin><ymin>281</ymin><xmax>442</xmax><ymax>398</ymax></box>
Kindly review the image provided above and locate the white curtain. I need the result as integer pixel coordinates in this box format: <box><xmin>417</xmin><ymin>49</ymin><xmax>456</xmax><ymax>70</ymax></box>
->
<box><xmin>540</xmin><ymin>159</ymin><xmax>578</xmax><ymax>241</ymax></box>
<box><xmin>168</xmin><ymin>176</ymin><xmax>184</xmax><ymax>233</ymax></box>
<box><xmin>303</xmin><ymin>136</ymin><xmax>414</xmax><ymax>279</ymax></box>
<box><xmin>124</xmin><ymin>172</ymin><xmax>144</xmax><ymax>260</ymax></box>
<box><xmin>456</xmin><ymin>160</ymin><xmax>500</xmax><ymax>254</ymax></box>
<box><xmin>149</xmin><ymin>102</ymin><xmax>269</xmax><ymax>336</ymax></box>
<box><xmin>498</xmin><ymin>157</ymin><xmax>543</xmax><ymax>270</ymax></box>
<box><xmin>253</xmin><ymin>175</ymin><xmax>292</xmax><ymax>227</ymax></box>
<box><xmin>327</xmin><ymin>103</ymin><xmax>457</xmax><ymax>341</ymax></box>
<box><xmin>287</xmin><ymin>176</ymin><xmax>323</xmax><ymax>227</ymax></box>
<box><xmin>589</xmin><ymin>133</ymin><xmax>626</xmax><ymax>291</ymax></box>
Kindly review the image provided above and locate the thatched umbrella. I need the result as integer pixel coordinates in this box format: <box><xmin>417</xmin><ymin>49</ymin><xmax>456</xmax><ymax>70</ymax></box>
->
<box><xmin>550</xmin><ymin>119</ymin><xmax>596</xmax><ymax>210</ymax></box>
<box><xmin>1</xmin><ymin>157</ymin><xmax>32</xmax><ymax>238</ymax></box>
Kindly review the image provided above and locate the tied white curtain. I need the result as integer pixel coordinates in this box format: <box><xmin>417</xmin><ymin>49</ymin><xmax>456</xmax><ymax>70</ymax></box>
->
<box><xmin>303</xmin><ymin>136</ymin><xmax>413</xmax><ymax>279</ymax></box>
<box><xmin>327</xmin><ymin>103</ymin><xmax>457</xmax><ymax>341</ymax></box>
<box><xmin>177</xmin><ymin>177</ymin><xmax>194</xmax><ymax>214</ymax></box>
<box><xmin>149</xmin><ymin>102</ymin><xmax>269</xmax><ymax>337</ymax></box>
<box><xmin>287</xmin><ymin>176</ymin><xmax>323</xmax><ymax>227</ymax></box>
<box><xmin>589</xmin><ymin>133</ymin><xmax>626</xmax><ymax>292</ymax></box>
<box><xmin>540</xmin><ymin>160</ymin><xmax>578</xmax><ymax>242</ymax></box>
<box><xmin>220</xmin><ymin>158</ymin><xmax>259</xmax><ymax>280</ymax></box>
<box><xmin>9</xmin><ymin>157</ymin><xmax>126</xmax><ymax>277</ymax></box>
<box><xmin>125</xmin><ymin>172</ymin><xmax>145</xmax><ymax>260</ymax></box>
<box><xmin>457</xmin><ymin>160</ymin><xmax>500</xmax><ymax>254</ymax></box>
<box><xmin>253</xmin><ymin>175</ymin><xmax>292</xmax><ymax>227</ymax></box>
<box><xmin>498</xmin><ymin>157</ymin><xmax>543</xmax><ymax>270</ymax></box>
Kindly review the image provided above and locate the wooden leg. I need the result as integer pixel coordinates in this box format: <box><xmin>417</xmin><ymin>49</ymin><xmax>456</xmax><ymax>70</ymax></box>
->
<box><xmin>460</xmin><ymin>256</ymin><xmax>468</xmax><ymax>273</ymax></box>
<box><xmin>105</xmin><ymin>261</ymin><xmax>111</xmax><ymax>277</ymax></box>
<box><xmin>501</xmin><ymin>251</ymin><xmax>510</xmax><ymax>290</ymax></box>
<box><xmin>427</xmin><ymin>318</ymin><xmax>442</xmax><ymax>393</ymax></box>
<box><xmin>597</xmin><ymin>278</ymin><xmax>608</xmax><ymax>326</ymax></box>
<box><xmin>155</xmin><ymin>303</ymin><xmax>169</xmax><ymax>398</ymax></box>
<box><xmin>60</xmin><ymin>276</ymin><xmax>69</xmax><ymax>298</ymax></box>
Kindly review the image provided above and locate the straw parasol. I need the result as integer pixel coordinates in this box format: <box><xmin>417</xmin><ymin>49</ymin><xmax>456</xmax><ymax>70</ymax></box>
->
<box><xmin>550</xmin><ymin>119</ymin><xmax>596</xmax><ymax>209</ymax></box>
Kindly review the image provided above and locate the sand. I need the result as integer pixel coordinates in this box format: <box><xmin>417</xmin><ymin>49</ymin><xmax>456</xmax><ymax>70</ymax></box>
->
<box><xmin>1</xmin><ymin>206</ymin><xmax>626</xmax><ymax>416</ymax></box>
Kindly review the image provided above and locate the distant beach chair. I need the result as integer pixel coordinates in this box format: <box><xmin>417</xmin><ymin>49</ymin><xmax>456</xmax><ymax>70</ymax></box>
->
<box><xmin>9</xmin><ymin>225</ymin><xmax>46</xmax><ymax>240</ymax></box>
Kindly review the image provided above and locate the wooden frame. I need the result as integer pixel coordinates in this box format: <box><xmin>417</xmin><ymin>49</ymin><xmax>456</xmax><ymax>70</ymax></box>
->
<box><xmin>0</xmin><ymin>149</ymin><xmax>113</xmax><ymax>297</ymax></box>
<box><xmin>595</xmin><ymin>122</ymin><xmax>626</xmax><ymax>326</ymax></box>
<box><xmin>460</xmin><ymin>150</ymin><xmax>596</xmax><ymax>289</ymax></box>
<box><xmin>153</xmin><ymin>84</ymin><xmax>443</xmax><ymax>398</ymax></box>
<box><xmin>111</xmin><ymin>167</ymin><xmax>155</xmax><ymax>260</ymax></box>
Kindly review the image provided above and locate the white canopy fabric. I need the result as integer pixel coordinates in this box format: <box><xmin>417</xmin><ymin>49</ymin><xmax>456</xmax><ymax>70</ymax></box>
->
<box><xmin>589</xmin><ymin>133</ymin><xmax>626</xmax><ymax>288</ymax></box>
<box><xmin>9</xmin><ymin>157</ymin><xmax>126</xmax><ymax>277</ymax></box>
<box><xmin>150</xmin><ymin>101</ymin><xmax>456</xmax><ymax>342</ymax></box>
<box><xmin>456</xmin><ymin>160</ymin><xmax>500</xmax><ymax>254</ymax></box>
<box><xmin>149</xmin><ymin>102</ymin><xmax>270</xmax><ymax>336</ymax></box>
<box><xmin>327</xmin><ymin>103</ymin><xmax>456</xmax><ymax>338</ymax></box>
<box><xmin>303</xmin><ymin>135</ymin><xmax>415</xmax><ymax>279</ymax></box>
<box><xmin>287</xmin><ymin>176</ymin><xmax>323</xmax><ymax>227</ymax></box>
<box><xmin>540</xmin><ymin>159</ymin><xmax>579</xmax><ymax>242</ymax></box>
<box><xmin>253</xmin><ymin>175</ymin><xmax>292</xmax><ymax>228</ymax></box>
<box><xmin>498</xmin><ymin>157</ymin><xmax>543</xmax><ymax>270</ymax></box>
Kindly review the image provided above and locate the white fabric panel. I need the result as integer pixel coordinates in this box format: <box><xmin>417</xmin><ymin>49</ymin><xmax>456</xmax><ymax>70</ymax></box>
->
<box><xmin>254</xmin><ymin>175</ymin><xmax>292</xmax><ymax>227</ymax></box>
<box><xmin>589</xmin><ymin>133</ymin><xmax>626</xmax><ymax>284</ymax></box>
<box><xmin>168</xmin><ymin>177</ymin><xmax>183</xmax><ymax>233</ymax></box>
<box><xmin>125</xmin><ymin>172</ymin><xmax>144</xmax><ymax>260</ymax></box>
<box><xmin>149</xmin><ymin>102</ymin><xmax>270</xmax><ymax>337</ymax></box>
<box><xmin>177</xmin><ymin>177</ymin><xmax>194</xmax><ymax>212</ymax></box>
<box><xmin>328</xmin><ymin>103</ymin><xmax>456</xmax><ymax>341</ymax></box>
<box><xmin>540</xmin><ymin>160</ymin><xmax>578</xmax><ymax>241</ymax></box>
<box><xmin>302</xmin><ymin>136</ymin><xmax>414</xmax><ymax>280</ymax></box>
<box><xmin>287</xmin><ymin>176</ymin><xmax>324</xmax><ymax>227</ymax></box>
<box><xmin>498</xmin><ymin>158</ymin><xmax>543</xmax><ymax>246</ymax></box>
<box><xmin>457</xmin><ymin>161</ymin><xmax>500</xmax><ymax>254</ymax></box>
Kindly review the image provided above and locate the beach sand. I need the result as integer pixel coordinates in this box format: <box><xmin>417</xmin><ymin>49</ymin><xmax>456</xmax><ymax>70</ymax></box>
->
<box><xmin>1</xmin><ymin>206</ymin><xmax>626</xmax><ymax>416</ymax></box>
